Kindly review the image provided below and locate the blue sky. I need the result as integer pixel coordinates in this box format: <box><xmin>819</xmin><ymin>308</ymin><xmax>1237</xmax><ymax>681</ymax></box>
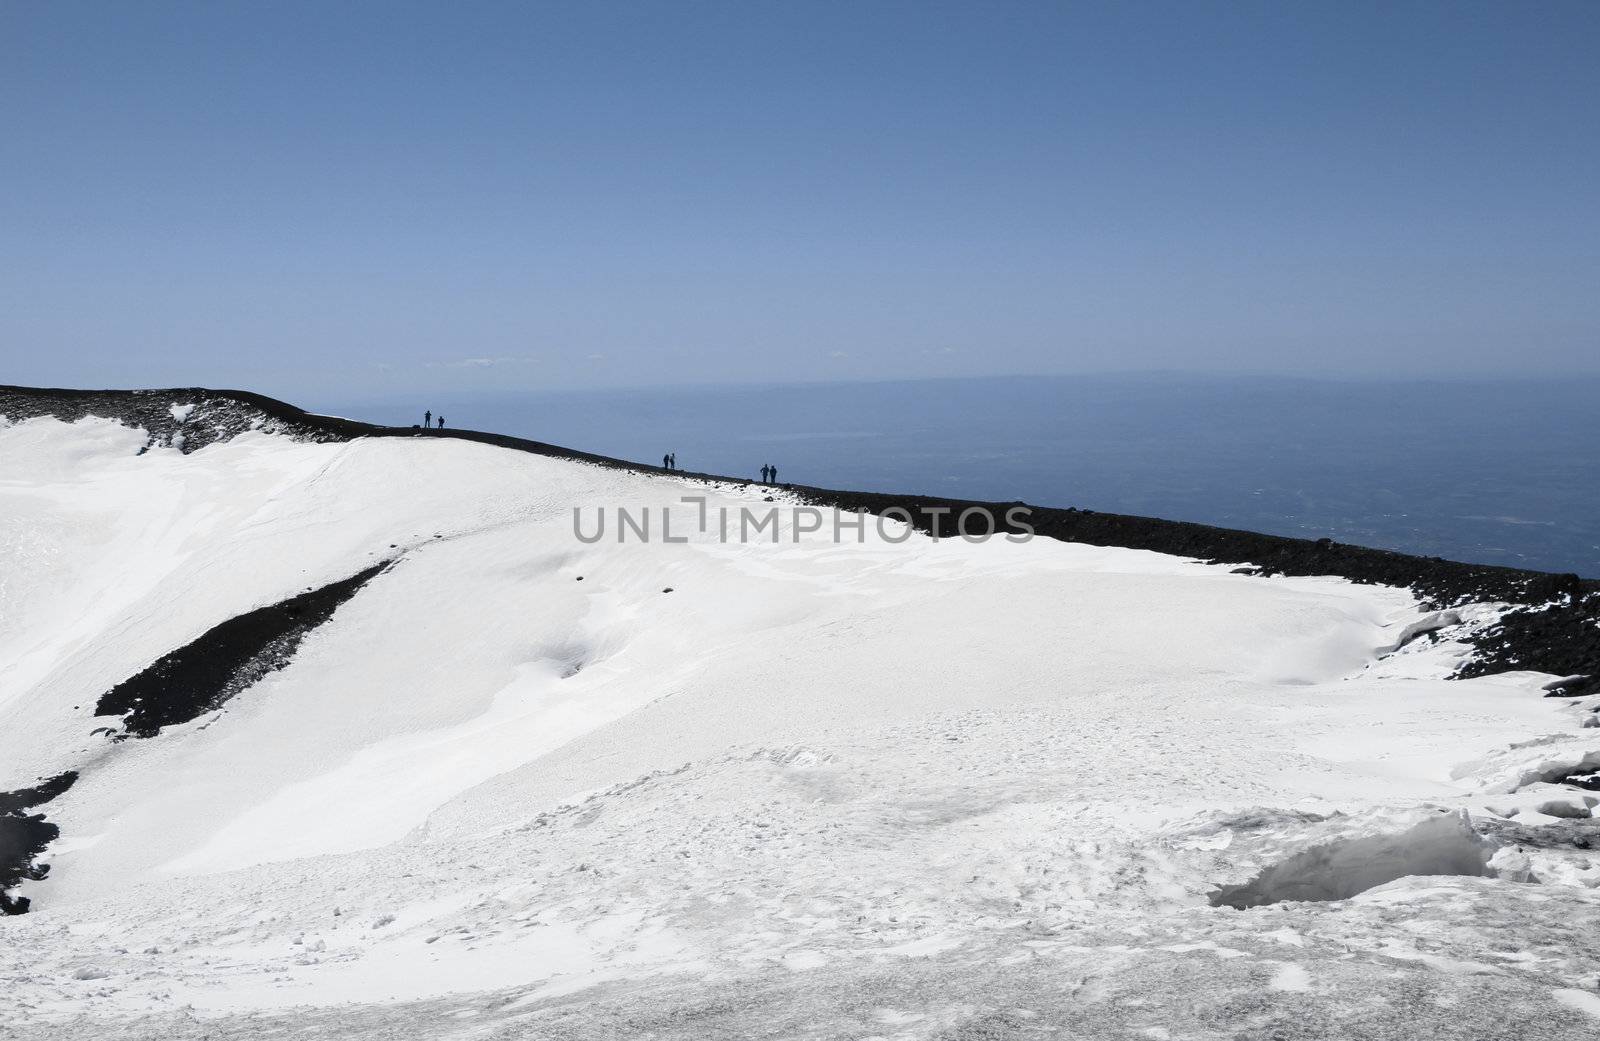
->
<box><xmin>2</xmin><ymin>1</ymin><xmax>1597</xmax><ymax>396</ymax></box>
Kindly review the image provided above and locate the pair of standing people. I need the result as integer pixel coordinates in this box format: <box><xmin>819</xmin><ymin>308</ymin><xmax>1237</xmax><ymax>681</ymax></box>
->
<box><xmin>423</xmin><ymin>410</ymin><xmax>445</xmax><ymax>429</ymax></box>
<box><xmin>760</xmin><ymin>464</ymin><xmax>779</xmax><ymax>484</ymax></box>
<box><xmin>662</xmin><ymin>452</ymin><xmax>677</xmax><ymax>470</ymax></box>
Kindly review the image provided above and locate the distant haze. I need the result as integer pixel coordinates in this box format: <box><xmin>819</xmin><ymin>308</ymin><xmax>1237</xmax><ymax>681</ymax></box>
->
<box><xmin>3</xmin><ymin>2</ymin><xmax>1598</xmax><ymax>396</ymax></box>
<box><xmin>318</xmin><ymin>374</ymin><xmax>1600</xmax><ymax>576</ymax></box>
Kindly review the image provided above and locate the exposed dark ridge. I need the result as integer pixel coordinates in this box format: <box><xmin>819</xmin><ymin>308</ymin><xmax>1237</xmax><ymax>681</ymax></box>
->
<box><xmin>0</xmin><ymin>383</ymin><xmax>656</xmax><ymax>466</ymax></box>
<box><xmin>1454</xmin><ymin>593</ymin><xmax>1600</xmax><ymax>699</ymax></box>
<box><xmin>6</xmin><ymin>384</ymin><xmax>1597</xmax><ymax>688</ymax></box>
<box><xmin>96</xmin><ymin>562</ymin><xmax>392</xmax><ymax>738</ymax></box>
<box><xmin>0</xmin><ymin>772</ymin><xmax>77</xmax><ymax>915</ymax></box>
<box><xmin>0</xmin><ymin>384</ymin><xmax>362</xmax><ymax>454</ymax></box>
<box><xmin>0</xmin><ymin>771</ymin><xmax>78</xmax><ymax>815</ymax></box>
<box><xmin>786</xmin><ymin>487</ymin><xmax>1591</xmax><ymax>607</ymax></box>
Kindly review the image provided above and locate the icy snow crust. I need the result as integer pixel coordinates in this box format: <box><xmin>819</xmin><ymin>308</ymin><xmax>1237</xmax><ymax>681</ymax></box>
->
<box><xmin>1</xmin><ymin>414</ymin><xmax>1598</xmax><ymax>1038</ymax></box>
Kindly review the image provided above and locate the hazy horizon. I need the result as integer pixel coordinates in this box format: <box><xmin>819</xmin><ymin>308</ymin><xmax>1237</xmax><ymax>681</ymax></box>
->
<box><xmin>11</xmin><ymin>367</ymin><xmax>1600</xmax><ymax>407</ymax></box>
<box><xmin>310</xmin><ymin>372</ymin><xmax>1600</xmax><ymax>576</ymax></box>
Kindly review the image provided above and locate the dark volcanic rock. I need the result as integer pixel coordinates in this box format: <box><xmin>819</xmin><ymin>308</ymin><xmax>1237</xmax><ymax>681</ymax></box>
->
<box><xmin>97</xmin><ymin>563</ymin><xmax>392</xmax><ymax>737</ymax></box>
<box><xmin>0</xmin><ymin>772</ymin><xmax>77</xmax><ymax>915</ymax></box>
<box><xmin>1454</xmin><ymin>593</ymin><xmax>1600</xmax><ymax>698</ymax></box>
<box><xmin>0</xmin><ymin>385</ymin><xmax>359</xmax><ymax>454</ymax></box>
<box><xmin>0</xmin><ymin>771</ymin><xmax>78</xmax><ymax>815</ymax></box>
<box><xmin>0</xmin><ymin>814</ymin><xmax>57</xmax><ymax>914</ymax></box>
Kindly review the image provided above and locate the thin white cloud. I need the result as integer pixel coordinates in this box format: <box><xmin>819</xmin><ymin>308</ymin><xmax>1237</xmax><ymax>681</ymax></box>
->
<box><xmin>426</xmin><ymin>355</ymin><xmax>540</xmax><ymax>369</ymax></box>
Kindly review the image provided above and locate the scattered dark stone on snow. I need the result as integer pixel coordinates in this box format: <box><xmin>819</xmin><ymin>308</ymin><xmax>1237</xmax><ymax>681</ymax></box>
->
<box><xmin>0</xmin><ymin>772</ymin><xmax>77</xmax><ymax>914</ymax></box>
<box><xmin>96</xmin><ymin>562</ymin><xmax>392</xmax><ymax>738</ymax></box>
<box><xmin>662</xmin><ymin>587</ymin><xmax>674</xmax><ymax>594</ymax></box>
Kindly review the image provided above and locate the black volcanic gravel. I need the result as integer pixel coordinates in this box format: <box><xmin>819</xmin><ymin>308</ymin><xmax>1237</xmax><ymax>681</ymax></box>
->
<box><xmin>97</xmin><ymin>562</ymin><xmax>392</xmax><ymax>738</ymax></box>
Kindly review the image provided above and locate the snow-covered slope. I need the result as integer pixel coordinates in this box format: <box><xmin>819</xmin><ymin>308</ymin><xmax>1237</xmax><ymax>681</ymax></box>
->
<box><xmin>1</xmin><ymin>404</ymin><xmax>1598</xmax><ymax>1039</ymax></box>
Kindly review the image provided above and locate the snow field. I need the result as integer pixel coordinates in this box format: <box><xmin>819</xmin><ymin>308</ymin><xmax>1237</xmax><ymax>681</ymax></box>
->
<box><xmin>1</xmin><ymin>414</ymin><xmax>1597</xmax><ymax>1038</ymax></box>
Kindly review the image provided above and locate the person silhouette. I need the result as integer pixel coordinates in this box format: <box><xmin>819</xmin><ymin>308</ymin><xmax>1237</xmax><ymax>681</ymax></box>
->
<box><xmin>663</xmin><ymin>453</ymin><xmax>670</xmax><ymax>469</ymax></box>
<box><xmin>425</xmin><ymin>410</ymin><xmax>432</xmax><ymax>428</ymax></box>
<box><xmin>669</xmin><ymin>453</ymin><xmax>677</xmax><ymax>470</ymax></box>
<box><xmin>762</xmin><ymin>464</ymin><xmax>771</xmax><ymax>483</ymax></box>
<box><xmin>437</xmin><ymin>416</ymin><xmax>445</xmax><ymax>429</ymax></box>
<box><xmin>770</xmin><ymin>465</ymin><xmax>778</xmax><ymax>484</ymax></box>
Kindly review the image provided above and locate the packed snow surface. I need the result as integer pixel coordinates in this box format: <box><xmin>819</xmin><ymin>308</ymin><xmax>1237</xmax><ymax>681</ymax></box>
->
<box><xmin>1</xmin><ymin>415</ymin><xmax>1597</xmax><ymax>1039</ymax></box>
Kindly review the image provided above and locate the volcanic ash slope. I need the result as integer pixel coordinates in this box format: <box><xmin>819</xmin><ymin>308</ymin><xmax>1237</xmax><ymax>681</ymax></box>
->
<box><xmin>0</xmin><ymin>413</ymin><xmax>1597</xmax><ymax>1039</ymax></box>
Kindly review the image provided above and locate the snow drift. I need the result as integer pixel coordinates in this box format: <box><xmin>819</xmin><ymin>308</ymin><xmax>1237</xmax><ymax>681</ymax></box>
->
<box><xmin>1</xmin><ymin>391</ymin><xmax>1598</xmax><ymax>1039</ymax></box>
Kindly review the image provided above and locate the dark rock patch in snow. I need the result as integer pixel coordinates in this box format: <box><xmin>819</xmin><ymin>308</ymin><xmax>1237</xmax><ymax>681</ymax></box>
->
<box><xmin>0</xmin><ymin>770</ymin><xmax>78</xmax><ymax>815</ymax></box>
<box><xmin>0</xmin><ymin>772</ymin><xmax>77</xmax><ymax>915</ymax></box>
<box><xmin>0</xmin><ymin>815</ymin><xmax>57</xmax><ymax>914</ymax></box>
<box><xmin>96</xmin><ymin>563</ymin><xmax>391</xmax><ymax>737</ymax></box>
<box><xmin>1454</xmin><ymin>593</ymin><xmax>1600</xmax><ymax>699</ymax></box>
<box><xmin>1210</xmin><ymin>812</ymin><xmax>1494</xmax><ymax>909</ymax></box>
<box><xmin>1561</xmin><ymin>772</ymin><xmax>1600</xmax><ymax>793</ymax></box>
